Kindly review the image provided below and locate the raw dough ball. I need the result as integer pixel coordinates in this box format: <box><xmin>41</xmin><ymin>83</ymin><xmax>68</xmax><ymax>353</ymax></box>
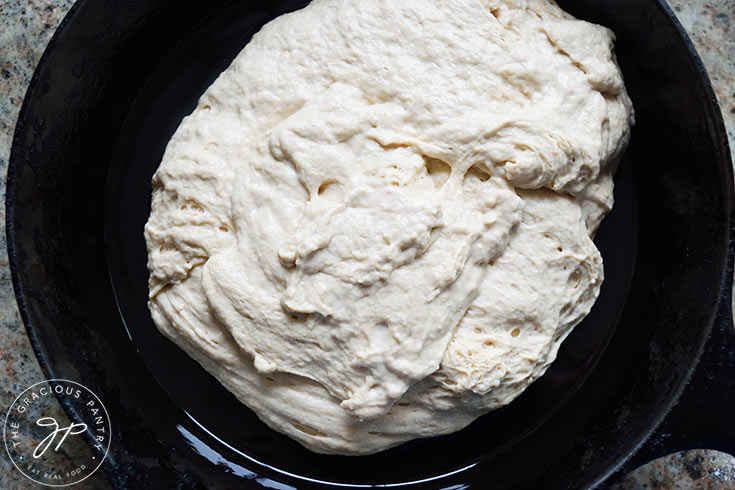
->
<box><xmin>145</xmin><ymin>0</ymin><xmax>633</xmax><ymax>455</ymax></box>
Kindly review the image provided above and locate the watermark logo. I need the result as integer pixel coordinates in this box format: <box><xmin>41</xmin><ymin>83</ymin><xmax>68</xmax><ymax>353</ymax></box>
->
<box><xmin>3</xmin><ymin>379</ymin><xmax>111</xmax><ymax>486</ymax></box>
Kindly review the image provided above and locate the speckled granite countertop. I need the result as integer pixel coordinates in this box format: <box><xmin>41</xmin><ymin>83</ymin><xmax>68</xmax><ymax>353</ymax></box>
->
<box><xmin>1</xmin><ymin>1</ymin><xmax>734</xmax><ymax>488</ymax></box>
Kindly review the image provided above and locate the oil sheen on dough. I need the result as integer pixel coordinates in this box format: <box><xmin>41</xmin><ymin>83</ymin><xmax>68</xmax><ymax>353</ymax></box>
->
<box><xmin>145</xmin><ymin>0</ymin><xmax>634</xmax><ymax>454</ymax></box>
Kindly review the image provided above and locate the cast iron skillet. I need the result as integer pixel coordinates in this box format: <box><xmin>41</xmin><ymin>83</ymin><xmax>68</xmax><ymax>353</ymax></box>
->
<box><xmin>7</xmin><ymin>0</ymin><xmax>735</xmax><ymax>488</ymax></box>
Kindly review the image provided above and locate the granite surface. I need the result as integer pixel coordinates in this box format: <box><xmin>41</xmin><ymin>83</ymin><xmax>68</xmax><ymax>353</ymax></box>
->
<box><xmin>0</xmin><ymin>0</ymin><xmax>733</xmax><ymax>488</ymax></box>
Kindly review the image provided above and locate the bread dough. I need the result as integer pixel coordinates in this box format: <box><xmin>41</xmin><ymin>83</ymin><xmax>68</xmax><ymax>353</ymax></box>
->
<box><xmin>145</xmin><ymin>0</ymin><xmax>633</xmax><ymax>454</ymax></box>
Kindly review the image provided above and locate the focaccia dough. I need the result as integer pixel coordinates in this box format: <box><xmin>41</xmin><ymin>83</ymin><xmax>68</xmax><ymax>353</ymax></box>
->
<box><xmin>145</xmin><ymin>0</ymin><xmax>633</xmax><ymax>454</ymax></box>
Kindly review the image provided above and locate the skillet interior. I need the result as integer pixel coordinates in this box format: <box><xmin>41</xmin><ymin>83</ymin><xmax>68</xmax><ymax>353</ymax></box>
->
<box><xmin>7</xmin><ymin>0</ymin><xmax>733</xmax><ymax>488</ymax></box>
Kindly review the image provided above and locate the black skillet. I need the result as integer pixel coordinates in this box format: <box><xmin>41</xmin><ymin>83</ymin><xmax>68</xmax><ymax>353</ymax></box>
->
<box><xmin>7</xmin><ymin>0</ymin><xmax>735</xmax><ymax>488</ymax></box>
